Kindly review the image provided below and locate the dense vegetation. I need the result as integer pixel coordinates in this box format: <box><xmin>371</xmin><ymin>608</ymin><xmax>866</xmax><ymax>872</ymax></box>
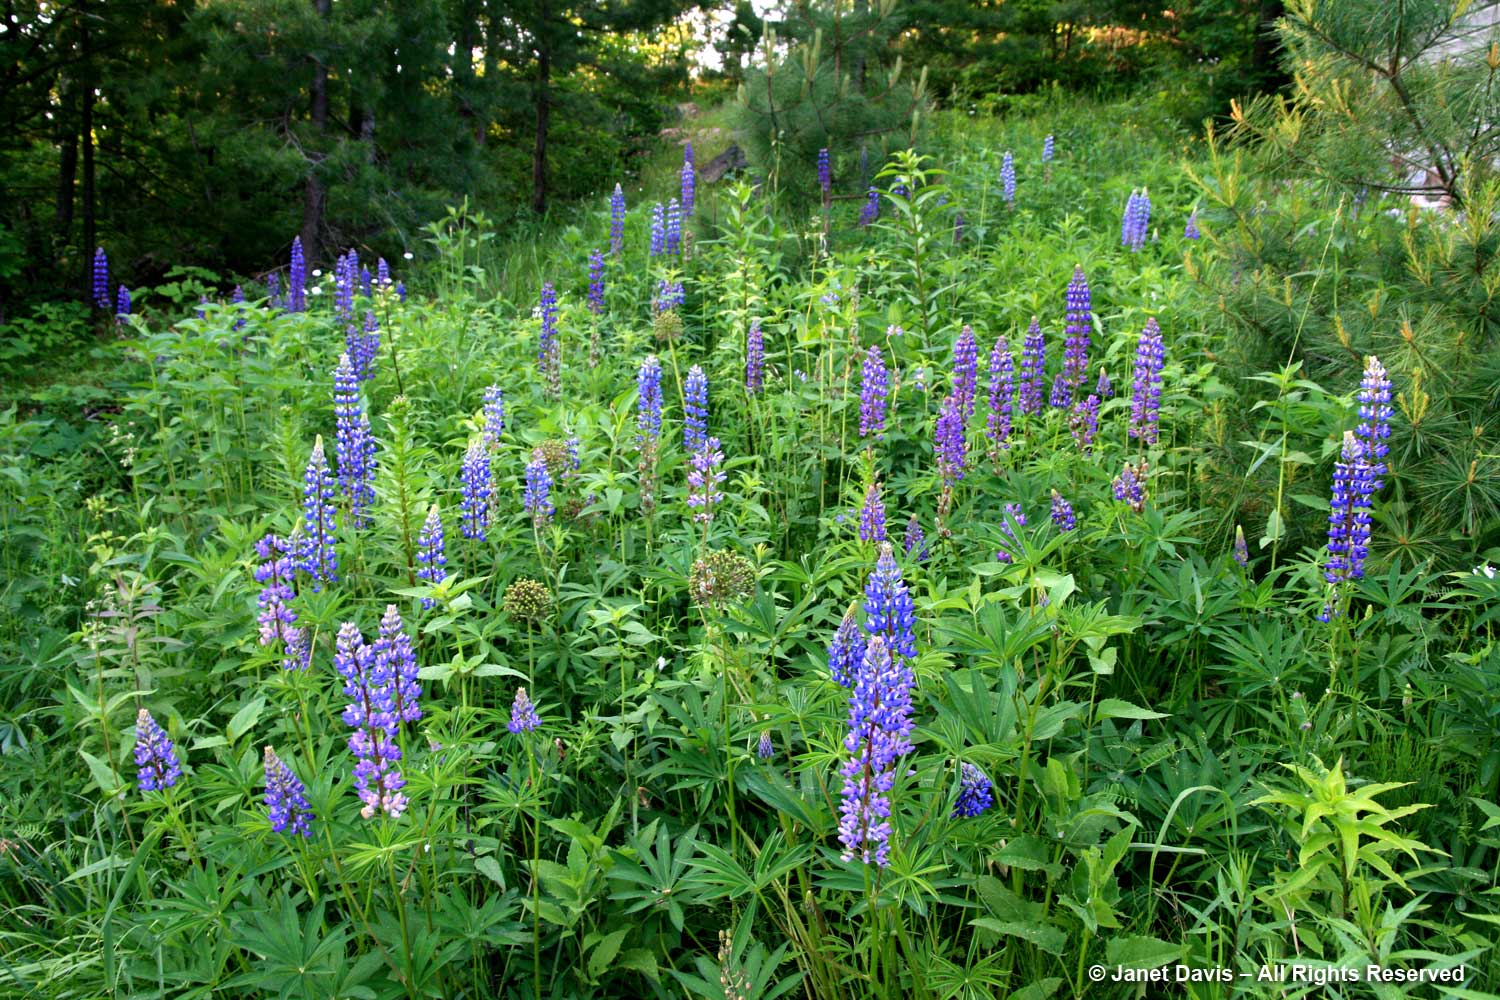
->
<box><xmin>4</xmin><ymin>1</ymin><xmax>1500</xmax><ymax>998</ymax></box>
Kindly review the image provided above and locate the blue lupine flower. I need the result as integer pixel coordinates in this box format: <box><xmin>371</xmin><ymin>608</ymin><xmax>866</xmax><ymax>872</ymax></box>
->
<box><xmin>1233</xmin><ymin>525</ymin><xmax>1249</xmax><ymax>567</ymax></box>
<box><xmin>255</xmin><ymin>534</ymin><xmax>310</xmax><ymax>671</ymax></box>
<box><xmin>746</xmin><ymin>319</ymin><xmax>764</xmax><ymax>394</ymax></box>
<box><xmin>1049</xmin><ymin>372</ymin><xmax>1071</xmax><ymax>409</ymax></box>
<box><xmin>460</xmin><ymin>440</ymin><xmax>492</xmax><ymax>541</ymax></box>
<box><xmin>134</xmin><ymin>708</ymin><xmax>183</xmax><ymax>792</ymax></box>
<box><xmin>1063</xmin><ymin>265</ymin><xmax>1091</xmax><ymax>390</ymax></box>
<box><xmin>377</xmin><ymin>257</ymin><xmax>391</xmax><ymax>290</ymax></box>
<box><xmin>828</xmin><ymin>609</ymin><xmax>866</xmax><ymax>687</ymax></box>
<box><xmin>995</xmin><ymin>503</ymin><xmax>1027</xmax><ymax>563</ymax></box>
<box><xmin>650</xmin><ymin>203</ymin><xmax>665</xmax><ymax>257</ymax></box>
<box><xmin>1096</xmin><ymin>368</ymin><xmax>1113</xmax><ymax>400</ymax></box>
<box><xmin>195</xmin><ymin>295</ymin><xmax>208</xmax><ymax>320</ymax></box>
<box><xmin>335</xmin><ymin>249</ymin><xmax>356</xmax><ymax>321</ymax></box>
<box><xmin>1122</xmin><ymin>188</ymin><xmax>1151</xmax><ymax>251</ymax></box>
<box><xmin>1323</xmin><ymin>431</ymin><xmax>1376</xmax><ymax>589</ymax></box>
<box><xmin>345</xmin><ymin>311</ymin><xmax>380</xmax><ymax>382</ymax></box>
<box><xmin>859</xmin><ymin>481</ymin><xmax>886</xmax><ymax>543</ymax></box>
<box><xmin>837</xmin><ymin>633</ymin><xmax>914</xmax><ymax>867</ymax></box>
<box><xmin>299</xmin><ymin>437</ymin><xmax>339</xmax><ymax>587</ymax></box>
<box><xmin>288</xmin><ymin>236</ymin><xmax>306</xmax><ymax>313</ymax></box>
<box><xmin>758</xmin><ymin>730</ymin><xmax>775</xmax><ymax>759</ymax></box>
<box><xmin>538</xmin><ymin>282</ymin><xmax>559</xmax><ymax>373</ymax></box>
<box><xmin>587</xmin><ymin>250</ymin><xmax>605</xmax><ymax>316</ymax></box>
<box><xmin>523</xmin><ymin>447</ymin><xmax>554</xmax><ymax>527</ymax></box>
<box><xmin>953</xmin><ymin>212</ymin><xmax>965</xmax><ymax>244</ymax></box>
<box><xmin>610</xmin><ymin>184</ymin><xmax>626</xmax><ymax>256</ymax></box>
<box><xmin>360</xmin><ymin>264</ymin><xmax>372</xmax><ymax>298</ymax></box>
<box><xmin>683</xmin><ymin>364</ymin><xmax>709</xmax><ymax>453</ymax></box>
<box><xmin>115</xmin><ymin>285</ymin><xmax>131</xmax><ymax>322</ymax></box>
<box><xmin>395</xmin><ymin>280</ymin><xmax>406</xmax><ymax>303</ymax></box>
<box><xmin>267</xmin><ymin>272</ymin><xmax>282</xmax><ymax>311</ymax></box>
<box><xmin>637</xmin><ymin>356</ymin><xmax>663</xmax><ymax>446</ymax></box>
<box><xmin>1050</xmin><ymin>490</ymin><xmax>1076</xmax><ymax>532</ymax></box>
<box><xmin>953</xmin><ymin>325</ymin><xmax>979</xmax><ymax>421</ymax></box>
<box><xmin>858</xmin><ymin>187</ymin><xmax>879</xmax><ymax>227</ymax></box>
<box><xmin>232</xmin><ymin>285</ymin><xmax>246</xmax><ymax>332</ymax></box>
<box><xmin>818</xmin><ymin>147</ymin><xmax>831</xmax><ymax>197</ymax></box>
<box><xmin>988</xmin><ymin>338</ymin><xmax>1016</xmax><ymax>453</ymax></box>
<box><xmin>376</xmin><ymin>604</ymin><xmax>421</xmax><ymax>725</ymax></box>
<box><xmin>264</xmin><ymin>746</ymin><xmax>313</xmax><ymax>836</ymax></box>
<box><xmin>903</xmin><ymin>515</ymin><xmax>929</xmax><ymax>562</ymax></box>
<box><xmin>482</xmin><ymin>384</ymin><xmax>505</xmax><ymax>448</ymax></box>
<box><xmin>1129</xmin><ymin>317</ymin><xmax>1165</xmax><ymax>446</ymax></box>
<box><xmin>864</xmin><ymin>541</ymin><xmax>917</xmax><ymax>667</ymax></box>
<box><xmin>860</xmin><ymin>345</ymin><xmax>888</xmax><ymax>441</ymax></box>
<box><xmin>508</xmin><ymin>687</ymin><xmax>541</xmax><ymax>733</ymax></box>
<box><xmin>1355</xmin><ymin>355</ymin><xmax>1392</xmax><ymax>479</ymax></box>
<box><xmin>653</xmin><ymin>278</ymin><xmax>684</xmax><ymax>314</ymax></box>
<box><xmin>935</xmin><ymin>393</ymin><xmax>967</xmax><ymax>484</ymax></box>
<box><xmin>1019</xmin><ymin>318</ymin><xmax>1045</xmax><ymax>416</ymax></box>
<box><xmin>1000</xmin><ymin>151</ymin><xmax>1016</xmax><ymax>206</ymax></box>
<box><xmin>1070</xmin><ymin>393</ymin><xmax>1100</xmax><ymax>453</ymax></box>
<box><xmin>686</xmin><ymin>436</ymin><xmax>725</xmax><ymax>524</ymax></box>
<box><xmin>1112</xmin><ymin>461</ymin><xmax>1147</xmax><ymax>512</ymax></box>
<box><xmin>952</xmin><ymin>762</ymin><xmax>993</xmax><ymax>818</ymax></box>
<box><xmin>666</xmin><ymin>198</ymin><xmax>682</xmax><ymax>255</ymax></box>
<box><xmin>1042</xmin><ymin>134</ymin><xmax>1054</xmax><ymax>164</ymax></box>
<box><xmin>335</xmin><ymin>622</ymin><xmax>407</xmax><ymax>819</ymax></box>
<box><xmin>681</xmin><ymin>143</ymin><xmax>695</xmax><ymax>216</ymax></box>
<box><xmin>415</xmin><ymin>504</ymin><xmax>446</xmax><ymax>608</ymax></box>
<box><xmin>93</xmin><ymin>248</ymin><xmax>110</xmax><ymax>310</ymax></box>
<box><xmin>1184</xmin><ymin>211</ymin><xmax>1201</xmax><ymax>240</ymax></box>
<box><xmin>333</xmin><ymin>354</ymin><xmax>377</xmax><ymax>529</ymax></box>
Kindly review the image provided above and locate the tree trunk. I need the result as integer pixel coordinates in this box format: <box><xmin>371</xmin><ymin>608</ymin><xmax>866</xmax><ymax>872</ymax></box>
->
<box><xmin>81</xmin><ymin>2</ymin><xmax>96</xmax><ymax>271</ymax></box>
<box><xmin>301</xmin><ymin>0</ymin><xmax>332</xmax><ymax>263</ymax></box>
<box><xmin>56</xmin><ymin>79</ymin><xmax>78</xmax><ymax>238</ymax></box>
<box><xmin>1251</xmin><ymin>0</ymin><xmax>1289</xmax><ymax>92</ymax></box>
<box><xmin>531</xmin><ymin>32</ymin><xmax>550</xmax><ymax>215</ymax></box>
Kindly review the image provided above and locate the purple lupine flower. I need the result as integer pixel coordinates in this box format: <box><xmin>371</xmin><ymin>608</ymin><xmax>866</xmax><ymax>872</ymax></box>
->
<box><xmin>902</xmin><ymin>515</ymin><xmax>928</xmax><ymax>562</ymax></box>
<box><xmin>864</xmin><ymin>542</ymin><xmax>917</xmax><ymax>667</ymax></box>
<box><xmin>818</xmin><ymin>147</ymin><xmax>832</xmax><ymax>198</ymax></box>
<box><xmin>587</xmin><ymin>250</ymin><xmax>605</xmax><ymax>316</ymax></box>
<box><xmin>115</xmin><ymin>285</ymin><xmax>131</xmax><ymax>322</ymax></box>
<box><xmin>359</xmin><ymin>264</ymin><xmax>371</xmax><ymax>298</ymax></box>
<box><xmin>1112</xmin><ymin>461</ymin><xmax>1148</xmax><ymax>513</ymax></box>
<box><xmin>666</xmin><ymin>198</ymin><xmax>682</xmax><ymax>256</ymax></box>
<box><xmin>686</xmin><ymin>436</ymin><xmax>725</xmax><ymax>524</ymax></box>
<box><xmin>650</xmin><ymin>203</ymin><xmax>665</xmax><ymax>257</ymax></box>
<box><xmin>935</xmin><ymin>393</ymin><xmax>967</xmax><ymax>484</ymax></box>
<box><xmin>395</xmin><ymin>280</ymin><xmax>406</xmax><ymax>303</ymax></box>
<box><xmin>1233</xmin><ymin>524</ymin><xmax>1249</xmax><ymax>567</ymax></box>
<box><xmin>92</xmin><ymin>248</ymin><xmax>110</xmax><ymax>309</ymax></box>
<box><xmin>482</xmin><ymin>384</ymin><xmax>505</xmax><ymax>449</ymax></box>
<box><xmin>1070</xmin><ymin>393</ymin><xmax>1100</xmax><ymax>452</ymax></box>
<box><xmin>267</xmin><ymin>272</ymin><xmax>282</xmax><ymax>311</ymax></box>
<box><xmin>299</xmin><ymin>437</ymin><xmax>339</xmax><ymax>587</ymax></box>
<box><xmin>953</xmin><ymin>326</ymin><xmax>979</xmax><ymax>422</ymax></box>
<box><xmin>375</xmin><ymin>604</ymin><xmax>421</xmax><ymax>725</ymax></box>
<box><xmin>232</xmin><ymin>285</ymin><xmax>246</xmax><ymax>332</ymax></box>
<box><xmin>1096</xmin><ymin>368</ymin><xmax>1113</xmax><ymax>400</ymax></box>
<box><xmin>1018</xmin><ymin>318</ymin><xmax>1046</xmax><ymax>416</ymax></box>
<box><xmin>1063</xmin><ymin>266</ymin><xmax>1091</xmax><ymax>390</ymax></box>
<box><xmin>1128</xmin><ymin>318</ymin><xmax>1166</xmax><ymax>446</ymax></box>
<box><xmin>995</xmin><ymin>503</ymin><xmax>1027</xmax><ymax>563</ymax></box>
<box><xmin>837</xmin><ymin>634</ymin><xmax>914</xmax><ymax>867</ymax></box>
<box><xmin>610</xmin><ymin>184</ymin><xmax>626</xmax><ymax>257</ymax></box>
<box><xmin>195</xmin><ymin>295</ymin><xmax>208</xmax><ymax>320</ymax></box>
<box><xmin>1048</xmin><ymin>372</ymin><xmax>1071</xmax><ymax>409</ymax></box>
<box><xmin>255</xmin><ymin>534</ymin><xmax>310</xmax><ymax>671</ymax></box>
<box><xmin>1000</xmin><ymin>151</ymin><xmax>1016</xmax><ymax>206</ymax></box>
<box><xmin>859</xmin><ymin>345</ymin><xmax>889</xmax><ymax>441</ymax></box>
<box><xmin>508</xmin><ymin>687</ymin><xmax>541</xmax><ymax>733</ymax></box>
<box><xmin>134</xmin><ymin>708</ymin><xmax>183</xmax><ymax>792</ymax></box>
<box><xmin>1323</xmin><ymin>431</ymin><xmax>1376</xmax><ymax>588</ymax></box>
<box><xmin>745</xmin><ymin>319</ymin><xmax>765</xmax><ymax>394</ymax></box>
<box><xmin>335</xmin><ymin>622</ymin><xmax>407</xmax><ymax>819</ymax></box>
<box><xmin>333</xmin><ymin>354</ymin><xmax>377</xmax><ymax>529</ymax></box>
<box><xmin>758</xmin><ymin>730</ymin><xmax>775</xmax><ymax>759</ymax></box>
<box><xmin>1050</xmin><ymin>490</ymin><xmax>1076</xmax><ymax>532</ymax></box>
<box><xmin>1355</xmin><ymin>355</ymin><xmax>1392</xmax><ymax>479</ymax></box>
<box><xmin>683</xmin><ymin>364</ymin><xmax>709</xmax><ymax>454</ymax></box>
<box><xmin>524</xmin><ymin>447</ymin><xmax>554</xmax><ymax>527</ymax></box>
<box><xmin>653</xmin><ymin>278</ymin><xmax>684</xmax><ymax>314</ymax></box>
<box><xmin>460</xmin><ymin>440</ymin><xmax>492</xmax><ymax>541</ymax></box>
<box><xmin>288</xmin><ymin>236</ymin><xmax>306</xmax><ymax>313</ymax></box>
<box><xmin>538</xmin><ymin>282</ymin><xmax>559</xmax><ymax>373</ymax></box>
<box><xmin>951</xmin><ymin>762</ymin><xmax>993</xmax><ymax>818</ymax></box>
<box><xmin>1184</xmin><ymin>211</ymin><xmax>1201</xmax><ymax>240</ymax></box>
<box><xmin>953</xmin><ymin>212</ymin><xmax>965</xmax><ymax>244</ymax></box>
<box><xmin>344</xmin><ymin>311</ymin><xmax>380</xmax><ymax>381</ymax></box>
<box><xmin>637</xmin><ymin>356</ymin><xmax>663</xmax><ymax>445</ymax></box>
<box><xmin>335</xmin><ymin>250</ymin><xmax>356</xmax><ymax>321</ymax></box>
<box><xmin>890</xmin><ymin>180</ymin><xmax>909</xmax><ymax>200</ymax></box>
<box><xmin>1122</xmin><ymin>188</ymin><xmax>1151</xmax><ymax>251</ymax></box>
<box><xmin>264</xmin><ymin>746</ymin><xmax>313</xmax><ymax>836</ymax></box>
<box><xmin>859</xmin><ymin>187</ymin><xmax>879</xmax><ymax>227</ymax></box>
<box><xmin>681</xmin><ymin>143</ymin><xmax>696</xmax><ymax>216</ymax></box>
<box><xmin>828</xmin><ymin>609</ymin><xmax>865</xmax><ymax>687</ymax></box>
<box><xmin>1042</xmin><ymin>134</ymin><xmax>1054</xmax><ymax>164</ymax></box>
<box><xmin>415</xmin><ymin>505</ymin><xmax>445</xmax><ymax>608</ymax></box>
<box><xmin>859</xmin><ymin>481</ymin><xmax>887</xmax><ymax>543</ymax></box>
<box><xmin>377</xmin><ymin>257</ymin><xmax>391</xmax><ymax>291</ymax></box>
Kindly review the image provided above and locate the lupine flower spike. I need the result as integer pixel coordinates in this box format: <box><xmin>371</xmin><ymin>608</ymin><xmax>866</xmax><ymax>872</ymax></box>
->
<box><xmin>610</xmin><ymin>184</ymin><xmax>626</xmax><ymax>256</ymax></box>
<box><xmin>460</xmin><ymin>440</ymin><xmax>493</xmax><ymax>541</ymax></box>
<box><xmin>587</xmin><ymin>250</ymin><xmax>606</xmax><ymax>316</ymax></box>
<box><xmin>650</xmin><ymin>203</ymin><xmax>665</xmax><ymax>257</ymax></box>
<box><xmin>828</xmin><ymin>609</ymin><xmax>865</xmax><ymax>688</ymax></box>
<box><xmin>953</xmin><ymin>326</ymin><xmax>979</xmax><ymax>421</ymax></box>
<box><xmin>859</xmin><ymin>187</ymin><xmax>879</xmax><ymax>227</ymax></box>
<box><xmin>952</xmin><ymin>762</ymin><xmax>994</xmax><ymax>818</ymax></box>
<box><xmin>758</xmin><ymin>730</ymin><xmax>775</xmax><ymax>759</ymax></box>
<box><xmin>376</xmin><ymin>605</ymin><xmax>421</xmax><ymax>724</ymax></box>
<box><xmin>1355</xmin><ymin>355</ymin><xmax>1392</xmax><ymax>480</ymax></box>
<box><xmin>864</xmin><ymin>542</ymin><xmax>917</xmax><ymax>668</ymax></box>
<box><xmin>288</xmin><ymin>236</ymin><xmax>306</xmax><ymax>313</ymax></box>
<box><xmin>1063</xmin><ymin>266</ymin><xmax>1091</xmax><ymax>393</ymax></box>
<box><xmin>255</xmin><ymin>534</ymin><xmax>311</xmax><ymax>671</ymax></box>
<box><xmin>93</xmin><ymin>248</ymin><xmax>110</xmax><ymax>310</ymax></box>
<box><xmin>818</xmin><ymin>148</ymin><xmax>831</xmax><ymax>202</ymax></box>
<box><xmin>1233</xmin><ymin>525</ymin><xmax>1249</xmax><ymax>567</ymax></box>
<box><xmin>859</xmin><ymin>481</ymin><xmax>886</xmax><ymax>543</ymax></box>
<box><xmin>1050</xmin><ymin>491</ymin><xmax>1076</xmax><ymax>532</ymax></box>
<box><xmin>115</xmin><ymin>285</ymin><xmax>131</xmax><ymax>323</ymax></box>
<box><xmin>996</xmin><ymin>503</ymin><xmax>1027</xmax><ymax>563</ymax></box>
<box><xmin>482</xmin><ymin>385</ymin><xmax>505</xmax><ymax>448</ymax></box>
<box><xmin>681</xmin><ymin>142</ymin><xmax>695</xmax><ymax>216</ymax></box>
<box><xmin>683</xmin><ymin>365</ymin><xmax>709</xmax><ymax>454</ymax></box>
<box><xmin>745</xmin><ymin>320</ymin><xmax>765</xmax><ymax>394</ymax></box>
<box><xmin>415</xmin><ymin>505</ymin><xmax>446</xmax><ymax>608</ymax></box>
<box><xmin>264</xmin><ymin>746</ymin><xmax>313</xmax><ymax>836</ymax></box>
<box><xmin>1319</xmin><ymin>431</ymin><xmax>1377</xmax><ymax>620</ymax></box>
<box><xmin>1128</xmin><ymin>317</ymin><xmax>1165</xmax><ymax>446</ymax></box>
<box><xmin>903</xmin><ymin>515</ymin><xmax>929</xmax><ymax>562</ymax></box>
<box><xmin>986</xmin><ymin>335</ymin><xmax>1015</xmax><ymax>461</ymax></box>
<box><xmin>1019</xmin><ymin>318</ymin><xmax>1046</xmax><ymax>417</ymax></box>
<box><xmin>333</xmin><ymin>354</ymin><xmax>377</xmax><ymax>529</ymax></box>
<box><xmin>335</xmin><ymin>623</ymin><xmax>407</xmax><ymax>819</ymax></box>
<box><xmin>135</xmin><ymin>709</ymin><xmax>183</xmax><ymax>792</ymax></box>
<box><xmin>686</xmin><ymin>437</ymin><xmax>726</xmax><ymax>524</ymax></box>
<box><xmin>299</xmin><ymin>437</ymin><xmax>339</xmax><ymax>588</ymax></box>
<box><xmin>1184</xmin><ymin>211</ymin><xmax>1201</xmax><ymax>240</ymax></box>
<box><xmin>524</xmin><ymin>448</ymin><xmax>555</xmax><ymax>528</ymax></box>
<box><xmin>508</xmin><ymin>687</ymin><xmax>541</xmax><ymax>733</ymax></box>
<box><xmin>837</xmin><ymin>634</ymin><xmax>914</xmax><ymax>867</ymax></box>
<box><xmin>1000</xmin><ymin>151</ymin><xmax>1016</xmax><ymax>207</ymax></box>
<box><xmin>859</xmin><ymin>345</ymin><xmax>888</xmax><ymax>442</ymax></box>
